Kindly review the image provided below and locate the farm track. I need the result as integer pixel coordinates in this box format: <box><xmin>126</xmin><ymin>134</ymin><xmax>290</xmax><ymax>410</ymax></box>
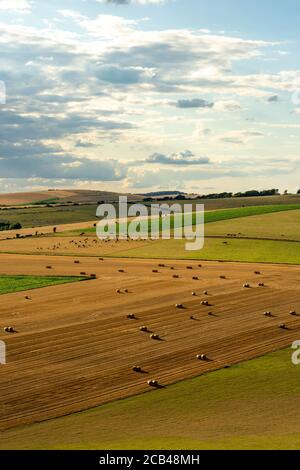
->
<box><xmin>0</xmin><ymin>254</ymin><xmax>300</xmax><ymax>430</ymax></box>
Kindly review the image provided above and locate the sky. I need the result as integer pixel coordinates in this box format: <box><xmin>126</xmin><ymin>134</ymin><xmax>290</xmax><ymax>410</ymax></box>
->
<box><xmin>0</xmin><ymin>0</ymin><xmax>299</xmax><ymax>194</ymax></box>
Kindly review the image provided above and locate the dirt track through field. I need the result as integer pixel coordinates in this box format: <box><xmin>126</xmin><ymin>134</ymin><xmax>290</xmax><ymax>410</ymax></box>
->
<box><xmin>0</xmin><ymin>254</ymin><xmax>300</xmax><ymax>430</ymax></box>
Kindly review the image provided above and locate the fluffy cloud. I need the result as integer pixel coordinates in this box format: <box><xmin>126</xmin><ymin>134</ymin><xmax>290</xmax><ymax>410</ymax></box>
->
<box><xmin>267</xmin><ymin>95</ymin><xmax>280</xmax><ymax>103</ymax></box>
<box><xmin>146</xmin><ymin>150</ymin><xmax>210</xmax><ymax>165</ymax></box>
<box><xmin>219</xmin><ymin>130</ymin><xmax>265</xmax><ymax>144</ymax></box>
<box><xmin>0</xmin><ymin>0</ymin><xmax>31</xmax><ymax>12</ymax></box>
<box><xmin>0</xmin><ymin>152</ymin><xmax>126</xmax><ymax>181</ymax></box>
<box><xmin>173</xmin><ymin>99</ymin><xmax>214</xmax><ymax>109</ymax></box>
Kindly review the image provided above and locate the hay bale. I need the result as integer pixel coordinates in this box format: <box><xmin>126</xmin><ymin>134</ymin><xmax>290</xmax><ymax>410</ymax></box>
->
<box><xmin>203</xmin><ymin>291</ymin><xmax>208</xmax><ymax>295</ymax></box>
<box><xmin>127</xmin><ymin>313</ymin><xmax>136</xmax><ymax>319</ymax></box>
<box><xmin>80</xmin><ymin>272</ymin><xmax>86</xmax><ymax>275</ymax></box>
<box><xmin>74</xmin><ymin>260</ymin><xmax>80</xmax><ymax>264</ymax></box>
<box><xmin>150</xmin><ymin>333</ymin><xmax>159</xmax><ymax>340</ymax></box>
<box><xmin>152</xmin><ymin>269</ymin><xmax>158</xmax><ymax>273</ymax></box>
<box><xmin>175</xmin><ymin>303</ymin><xmax>184</xmax><ymax>309</ymax></box>
<box><xmin>254</xmin><ymin>271</ymin><xmax>261</xmax><ymax>275</ymax></box>
<box><xmin>264</xmin><ymin>311</ymin><xmax>272</xmax><ymax>317</ymax></box>
<box><xmin>158</xmin><ymin>264</ymin><xmax>165</xmax><ymax>267</ymax></box>
<box><xmin>46</xmin><ymin>266</ymin><xmax>52</xmax><ymax>269</ymax></box>
<box><xmin>132</xmin><ymin>366</ymin><xmax>142</xmax><ymax>373</ymax></box>
<box><xmin>243</xmin><ymin>283</ymin><xmax>250</xmax><ymax>288</ymax></box>
<box><xmin>201</xmin><ymin>300</ymin><xmax>209</xmax><ymax>306</ymax></box>
<box><xmin>192</xmin><ymin>276</ymin><xmax>199</xmax><ymax>280</ymax></box>
<box><xmin>147</xmin><ymin>379</ymin><xmax>158</xmax><ymax>387</ymax></box>
<box><xmin>186</xmin><ymin>266</ymin><xmax>193</xmax><ymax>270</ymax></box>
<box><xmin>279</xmin><ymin>323</ymin><xmax>286</xmax><ymax>329</ymax></box>
<box><xmin>198</xmin><ymin>264</ymin><xmax>202</xmax><ymax>268</ymax></box>
<box><xmin>258</xmin><ymin>283</ymin><xmax>264</xmax><ymax>287</ymax></box>
<box><xmin>124</xmin><ymin>288</ymin><xmax>129</xmax><ymax>293</ymax></box>
<box><xmin>172</xmin><ymin>274</ymin><xmax>179</xmax><ymax>278</ymax></box>
<box><xmin>4</xmin><ymin>326</ymin><xmax>15</xmax><ymax>333</ymax></box>
<box><xmin>118</xmin><ymin>269</ymin><xmax>125</xmax><ymax>273</ymax></box>
<box><xmin>192</xmin><ymin>292</ymin><xmax>197</xmax><ymax>296</ymax></box>
<box><xmin>140</xmin><ymin>326</ymin><xmax>148</xmax><ymax>332</ymax></box>
<box><xmin>220</xmin><ymin>275</ymin><xmax>226</xmax><ymax>279</ymax></box>
<box><xmin>196</xmin><ymin>354</ymin><xmax>207</xmax><ymax>361</ymax></box>
<box><xmin>116</xmin><ymin>289</ymin><xmax>121</xmax><ymax>293</ymax></box>
<box><xmin>289</xmin><ymin>310</ymin><xmax>297</xmax><ymax>316</ymax></box>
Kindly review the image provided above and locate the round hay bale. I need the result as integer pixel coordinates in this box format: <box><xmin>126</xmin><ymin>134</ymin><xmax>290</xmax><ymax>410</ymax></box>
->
<box><xmin>192</xmin><ymin>276</ymin><xmax>198</xmax><ymax>280</ymax></box>
<box><xmin>203</xmin><ymin>291</ymin><xmax>208</xmax><ymax>295</ymax></box>
<box><xmin>124</xmin><ymin>288</ymin><xmax>129</xmax><ymax>293</ymax></box>
<box><xmin>289</xmin><ymin>310</ymin><xmax>297</xmax><ymax>316</ymax></box>
<box><xmin>254</xmin><ymin>271</ymin><xmax>261</xmax><ymax>275</ymax></box>
<box><xmin>46</xmin><ymin>266</ymin><xmax>52</xmax><ymax>269</ymax></box>
<box><xmin>258</xmin><ymin>283</ymin><xmax>264</xmax><ymax>287</ymax></box>
<box><xmin>74</xmin><ymin>260</ymin><xmax>80</xmax><ymax>264</ymax></box>
<box><xmin>264</xmin><ymin>311</ymin><xmax>272</xmax><ymax>317</ymax></box>
<box><xmin>150</xmin><ymin>333</ymin><xmax>159</xmax><ymax>340</ymax></box>
<box><xmin>243</xmin><ymin>283</ymin><xmax>250</xmax><ymax>288</ymax></box>
<box><xmin>118</xmin><ymin>269</ymin><xmax>125</xmax><ymax>273</ymax></box>
<box><xmin>186</xmin><ymin>266</ymin><xmax>193</xmax><ymax>270</ymax></box>
<box><xmin>172</xmin><ymin>274</ymin><xmax>179</xmax><ymax>278</ymax></box>
<box><xmin>198</xmin><ymin>264</ymin><xmax>202</xmax><ymax>268</ymax></box>
<box><xmin>196</xmin><ymin>354</ymin><xmax>207</xmax><ymax>361</ymax></box>
<box><xmin>152</xmin><ymin>269</ymin><xmax>158</xmax><ymax>273</ymax></box>
<box><xmin>220</xmin><ymin>275</ymin><xmax>226</xmax><ymax>279</ymax></box>
<box><xmin>116</xmin><ymin>289</ymin><xmax>121</xmax><ymax>293</ymax></box>
<box><xmin>140</xmin><ymin>326</ymin><xmax>148</xmax><ymax>332</ymax></box>
<box><xmin>158</xmin><ymin>264</ymin><xmax>165</xmax><ymax>267</ymax></box>
<box><xmin>192</xmin><ymin>292</ymin><xmax>197</xmax><ymax>296</ymax></box>
<box><xmin>4</xmin><ymin>326</ymin><xmax>14</xmax><ymax>333</ymax></box>
<box><xmin>175</xmin><ymin>303</ymin><xmax>184</xmax><ymax>309</ymax></box>
<box><xmin>127</xmin><ymin>313</ymin><xmax>135</xmax><ymax>319</ymax></box>
<box><xmin>279</xmin><ymin>323</ymin><xmax>286</xmax><ymax>329</ymax></box>
<box><xmin>201</xmin><ymin>300</ymin><xmax>209</xmax><ymax>306</ymax></box>
<box><xmin>147</xmin><ymin>379</ymin><xmax>158</xmax><ymax>387</ymax></box>
<box><xmin>133</xmin><ymin>366</ymin><xmax>142</xmax><ymax>373</ymax></box>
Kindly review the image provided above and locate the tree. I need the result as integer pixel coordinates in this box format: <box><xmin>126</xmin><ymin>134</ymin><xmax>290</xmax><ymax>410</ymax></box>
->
<box><xmin>10</xmin><ymin>222</ymin><xmax>22</xmax><ymax>230</ymax></box>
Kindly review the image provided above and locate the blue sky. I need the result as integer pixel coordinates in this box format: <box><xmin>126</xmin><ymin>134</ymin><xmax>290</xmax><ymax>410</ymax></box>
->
<box><xmin>0</xmin><ymin>0</ymin><xmax>299</xmax><ymax>194</ymax></box>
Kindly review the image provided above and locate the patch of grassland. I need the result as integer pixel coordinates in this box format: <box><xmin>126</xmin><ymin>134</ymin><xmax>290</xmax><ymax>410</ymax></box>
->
<box><xmin>0</xmin><ymin>204</ymin><xmax>99</xmax><ymax>229</ymax></box>
<box><xmin>0</xmin><ymin>275</ymin><xmax>87</xmax><ymax>295</ymax></box>
<box><xmin>206</xmin><ymin>209</ymin><xmax>300</xmax><ymax>241</ymax></box>
<box><xmin>61</xmin><ymin>204</ymin><xmax>300</xmax><ymax>237</ymax></box>
<box><xmin>1</xmin><ymin>348</ymin><xmax>299</xmax><ymax>450</ymax></box>
<box><xmin>110</xmin><ymin>237</ymin><xmax>300</xmax><ymax>264</ymax></box>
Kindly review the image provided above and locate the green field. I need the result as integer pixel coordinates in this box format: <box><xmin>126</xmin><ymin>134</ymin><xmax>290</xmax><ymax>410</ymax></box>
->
<box><xmin>109</xmin><ymin>237</ymin><xmax>300</xmax><ymax>264</ymax></box>
<box><xmin>206</xmin><ymin>209</ymin><xmax>300</xmax><ymax>241</ymax></box>
<box><xmin>1</xmin><ymin>348</ymin><xmax>299</xmax><ymax>450</ymax></box>
<box><xmin>62</xmin><ymin>204</ymin><xmax>300</xmax><ymax>237</ymax></box>
<box><xmin>0</xmin><ymin>204</ymin><xmax>99</xmax><ymax>229</ymax></box>
<box><xmin>1</xmin><ymin>200</ymin><xmax>300</xmax><ymax>232</ymax></box>
<box><xmin>0</xmin><ymin>275</ymin><xmax>87</xmax><ymax>295</ymax></box>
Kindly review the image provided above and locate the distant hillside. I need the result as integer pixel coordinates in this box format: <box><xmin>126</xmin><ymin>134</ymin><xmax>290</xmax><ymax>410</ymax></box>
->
<box><xmin>141</xmin><ymin>191</ymin><xmax>186</xmax><ymax>197</ymax></box>
<box><xmin>0</xmin><ymin>189</ymin><xmax>141</xmax><ymax>207</ymax></box>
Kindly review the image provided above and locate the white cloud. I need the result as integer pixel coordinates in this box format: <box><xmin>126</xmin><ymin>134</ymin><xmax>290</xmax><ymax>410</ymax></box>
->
<box><xmin>0</xmin><ymin>0</ymin><xmax>31</xmax><ymax>12</ymax></box>
<box><xmin>218</xmin><ymin>130</ymin><xmax>265</xmax><ymax>144</ymax></box>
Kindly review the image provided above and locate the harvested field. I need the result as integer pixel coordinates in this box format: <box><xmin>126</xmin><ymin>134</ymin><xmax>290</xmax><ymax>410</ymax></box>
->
<box><xmin>0</xmin><ymin>254</ymin><xmax>300</xmax><ymax>431</ymax></box>
<box><xmin>0</xmin><ymin>236</ymin><xmax>150</xmax><ymax>256</ymax></box>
